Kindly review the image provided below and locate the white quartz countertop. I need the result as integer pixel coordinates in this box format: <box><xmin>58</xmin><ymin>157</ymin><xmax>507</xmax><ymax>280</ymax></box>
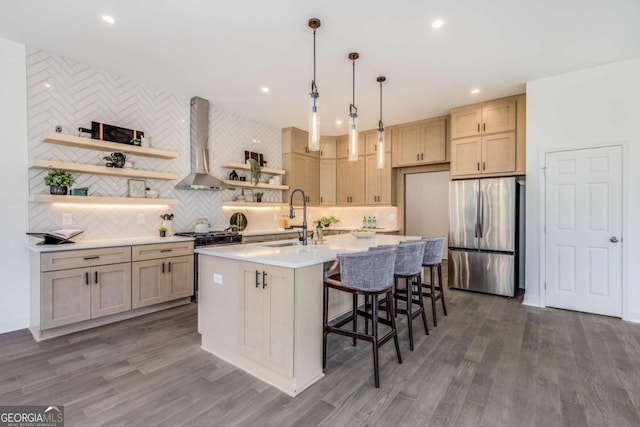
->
<box><xmin>240</xmin><ymin>228</ymin><xmax>399</xmax><ymax>237</ymax></box>
<box><xmin>28</xmin><ymin>236</ymin><xmax>195</xmax><ymax>253</ymax></box>
<box><xmin>196</xmin><ymin>233</ymin><xmax>419</xmax><ymax>268</ymax></box>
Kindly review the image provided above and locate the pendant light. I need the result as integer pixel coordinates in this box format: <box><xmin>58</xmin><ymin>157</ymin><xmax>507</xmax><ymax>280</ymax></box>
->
<box><xmin>308</xmin><ymin>18</ymin><xmax>321</xmax><ymax>152</ymax></box>
<box><xmin>348</xmin><ymin>52</ymin><xmax>359</xmax><ymax>161</ymax></box>
<box><xmin>376</xmin><ymin>76</ymin><xmax>386</xmax><ymax>169</ymax></box>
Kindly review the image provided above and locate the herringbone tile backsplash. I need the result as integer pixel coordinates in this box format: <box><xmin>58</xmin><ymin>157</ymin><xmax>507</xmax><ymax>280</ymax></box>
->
<box><xmin>27</xmin><ymin>48</ymin><xmax>397</xmax><ymax>239</ymax></box>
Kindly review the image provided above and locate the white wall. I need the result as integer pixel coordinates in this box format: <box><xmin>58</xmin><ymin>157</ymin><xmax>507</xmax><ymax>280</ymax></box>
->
<box><xmin>404</xmin><ymin>171</ymin><xmax>449</xmax><ymax>254</ymax></box>
<box><xmin>0</xmin><ymin>37</ymin><xmax>30</xmax><ymax>333</ymax></box>
<box><xmin>525</xmin><ymin>57</ymin><xmax>640</xmax><ymax>322</ymax></box>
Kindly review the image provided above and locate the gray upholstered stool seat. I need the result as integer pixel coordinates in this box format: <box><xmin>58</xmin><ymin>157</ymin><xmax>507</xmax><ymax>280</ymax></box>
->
<box><xmin>373</xmin><ymin>240</ymin><xmax>429</xmax><ymax>351</ymax></box>
<box><xmin>323</xmin><ymin>247</ymin><xmax>402</xmax><ymax>388</ymax></box>
<box><xmin>421</xmin><ymin>236</ymin><xmax>447</xmax><ymax>327</ymax></box>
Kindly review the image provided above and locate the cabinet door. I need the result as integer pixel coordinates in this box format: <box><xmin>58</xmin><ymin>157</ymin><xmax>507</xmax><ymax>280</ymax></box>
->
<box><xmin>336</xmin><ymin>158</ymin><xmax>351</xmax><ymax>205</ymax></box>
<box><xmin>336</xmin><ymin>134</ymin><xmax>365</xmax><ymax>159</ymax></box>
<box><xmin>481</xmin><ymin>132</ymin><xmax>516</xmax><ymax>174</ymax></box>
<box><xmin>306</xmin><ymin>156</ymin><xmax>320</xmax><ymax>205</ymax></box>
<box><xmin>166</xmin><ymin>255</ymin><xmax>194</xmax><ymax>300</ymax></box>
<box><xmin>450</xmin><ymin>137</ymin><xmax>482</xmax><ymax>177</ymax></box>
<box><xmin>378</xmin><ymin>152</ymin><xmax>392</xmax><ymax>205</ymax></box>
<box><xmin>132</xmin><ymin>259</ymin><xmax>166</xmax><ymax>309</ymax></box>
<box><xmin>394</xmin><ymin>123</ymin><xmax>420</xmax><ymax>166</ymax></box>
<box><xmin>421</xmin><ymin>119</ymin><xmax>447</xmax><ymax>163</ymax></box>
<box><xmin>91</xmin><ymin>262</ymin><xmax>132</xmax><ymax>319</ymax></box>
<box><xmin>320</xmin><ymin>159</ymin><xmax>336</xmax><ymax>205</ymax></box>
<box><xmin>239</xmin><ymin>264</ymin><xmax>263</xmax><ymax>364</ymax></box>
<box><xmin>450</xmin><ymin>107</ymin><xmax>482</xmax><ymax>139</ymax></box>
<box><xmin>350</xmin><ymin>157</ymin><xmax>365</xmax><ymax>205</ymax></box>
<box><xmin>282</xmin><ymin>127</ymin><xmax>318</xmax><ymax>156</ymax></box>
<box><xmin>365</xmin><ymin>155</ymin><xmax>380</xmax><ymax>205</ymax></box>
<box><xmin>41</xmin><ymin>268</ymin><xmax>91</xmax><ymax>329</ymax></box>
<box><xmin>320</xmin><ymin>136</ymin><xmax>337</xmax><ymax>159</ymax></box>
<box><xmin>261</xmin><ymin>265</ymin><xmax>294</xmax><ymax>377</ymax></box>
<box><xmin>285</xmin><ymin>153</ymin><xmax>319</xmax><ymax>205</ymax></box>
<box><xmin>482</xmin><ymin>100</ymin><xmax>516</xmax><ymax>134</ymax></box>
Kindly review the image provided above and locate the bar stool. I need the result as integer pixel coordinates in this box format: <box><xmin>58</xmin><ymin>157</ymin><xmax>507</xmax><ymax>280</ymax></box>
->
<box><xmin>323</xmin><ymin>247</ymin><xmax>402</xmax><ymax>388</ymax></box>
<box><xmin>373</xmin><ymin>240</ymin><xmax>429</xmax><ymax>351</ymax></box>
<box><xmin>421</xmin><ymin>237</ymin><xmax>447</xmax><ymax>327</ymax></box>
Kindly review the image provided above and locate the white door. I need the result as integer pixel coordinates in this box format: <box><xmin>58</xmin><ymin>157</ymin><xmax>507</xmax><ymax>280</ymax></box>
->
<box><xmin>545</xmin><ymin>146</ymin><xmax>622</xmax><ymax>316</ymax></box>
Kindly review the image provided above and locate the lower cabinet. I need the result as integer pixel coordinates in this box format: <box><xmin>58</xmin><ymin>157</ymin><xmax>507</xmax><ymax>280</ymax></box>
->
<box><xmin>239</xmin><ymin>262</ymin><xmax>294</xmax><ymax>377</ymax></box>
<box><xmin>132</xmin><ymin>255</ymin><xmax>194</xmax><ymax>309</ymax></box>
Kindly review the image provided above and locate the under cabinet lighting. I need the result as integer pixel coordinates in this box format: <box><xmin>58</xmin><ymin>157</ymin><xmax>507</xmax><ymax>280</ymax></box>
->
<box><xmin>52</xmin><ymin>203</ymin><xmax>171</xmax><ymax>209</ymax></box>
<box><xmin>102</xmin><ymin>15</ymin><xmax>116</xmax><ymax>24</ymax></box>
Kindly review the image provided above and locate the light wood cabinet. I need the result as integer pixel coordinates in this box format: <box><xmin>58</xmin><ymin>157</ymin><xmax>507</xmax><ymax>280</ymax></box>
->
<box><xmin>131</xmin><ymin>259</ymin><xmax>165</xmax><ymax>308</ymax></box>
<box><xmin>337</xmin><ymin>156</ymin><xmax>365</xmax><ymax>205</ymax></box>
<box><xmin>132</xmin><ymin>249</ymin><xmax>194</xmax><ymax>309</ymax></box>
<box><xmin>450</xmin><ymin>99</ymin><xmax>516</xmax><ymax>139</ymax></box>
<box><xmin>239</xmin><ymin>262</ymin><xmax>294</xmax><ymax>377</ymax></box>
<box><xmin>336</xmin><ymin>135</ymin><xmax>365</xmax><ymax>159</ymax></box>
<box><xmin>450</xmin><ymin>132</ymin><xmax>516</xmax><ymax>177</ymax></box>
<box><xmin>365</xmin><ymin>152</ymin><xmax>392</xmax><ymax>205</ymax></box>
<box><xmin>392</xmin><ymin>118</ymin><xmax>447</xmax><ymax>167</ymax></box>
<box><xmin>320</xmin><ymin>159</ymin><xmax>336</xmax><ymax>205</ymax></box>
<box><xmin>281</xmin><ymin>127</ymin><xmax>320</xmax><ymax>157</ymax></box>
<box><xmin>90</xmin><ymin>262</ymin><xmax>132</xmax><ymax>319</ymax></box>
<box><xmin>282</xmin><ymin>128</ymin><xmax>320</xmax><ymax>205</ymax></box>
<box><xmin>363</xmin><ymin>130</ymin><xmax>391</xmax><ymax>155</ymax></box>
<box><xmin>320</xmin><ymin>136</ymin><xmax>337</xmax><ymax>159</ymax></box>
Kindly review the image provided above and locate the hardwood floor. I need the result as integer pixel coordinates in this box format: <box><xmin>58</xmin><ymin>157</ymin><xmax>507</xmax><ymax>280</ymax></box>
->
<box><xmin>2</xmin><ymin>286</ymin><xmax>640</xmax><ymax>426</ymax></box>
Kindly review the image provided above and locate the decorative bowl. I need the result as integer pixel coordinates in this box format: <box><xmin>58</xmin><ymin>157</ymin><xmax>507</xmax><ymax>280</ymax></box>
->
<box><xmin>350</xmin><ymin>229</ymin><xmax>376</xmax><ymax>239</ymax></box>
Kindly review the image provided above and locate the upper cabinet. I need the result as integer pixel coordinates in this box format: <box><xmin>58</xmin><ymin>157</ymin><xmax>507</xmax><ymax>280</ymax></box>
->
<box><xmin>449</xmin><ymin>95</ymin><xmax>525</xmax><ymax>179</ymax></box>
<box><xmin>336</xmin><ymin>134</ymin><xmax>365</xmax><ymax>159</ymax></box>
<box><xmin>320</xmin><ymin>136</ymin><xmax>337</xmax><ymax>159</ymax></box>
<box><xmin>319</xmin><ymin>137</ymin><xmax>337</xmax><ymax>205</ymax></box>
<box><xmin>282</xmin><ymin>127</ymin><xmax>320</xmax><ymax>205</ymax></box>
<box><xmin>392</xmin><ymin>117</ymin><xmax>447</xmax><ymax>167</ymax></box>
<box><xmin>450</xmin><ymin>99</ymin><xmax>516</xmax><ymax>139</ymax></box>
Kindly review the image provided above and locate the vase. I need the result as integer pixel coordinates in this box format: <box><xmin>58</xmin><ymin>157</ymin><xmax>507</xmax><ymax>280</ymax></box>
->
<box><xmin>50</xmin><ymin>185</ymin><xmax>68</xmax><ymax>195</ymax></box>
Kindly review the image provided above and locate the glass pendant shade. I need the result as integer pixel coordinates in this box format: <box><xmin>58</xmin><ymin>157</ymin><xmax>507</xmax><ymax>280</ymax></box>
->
<box><xmin>308</xmin><ymin>92</ymin><xmax>320</xmax><ymax>151</ymax></box>
<box><xmin>377</xmin><ymin>127</ymin><xmax>385</xmax><ymax>169</ymax></box>
<box><xmin>348</xmin><ymin>113</ymin><xmax>358</xmax><ymax>161</ymax></box>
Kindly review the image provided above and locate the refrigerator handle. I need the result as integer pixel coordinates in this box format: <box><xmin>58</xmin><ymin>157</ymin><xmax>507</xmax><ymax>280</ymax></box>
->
<box><xmin>479</xmin><ymin>190</ymin><xmax>484</xmax><ymax>238</ymax></box>
<box><xmin>475</xmin><ymin>188</ymin><xmax>480</xmax><ymax>238</ymax></box>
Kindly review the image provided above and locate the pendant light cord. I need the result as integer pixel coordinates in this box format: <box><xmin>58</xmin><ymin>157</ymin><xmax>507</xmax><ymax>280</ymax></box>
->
<box><xmin>313</xmin><ymin>29</ymin><xmax>317</xmax><ymax>87</ymax></box>
<box><xmin>379</xmin><ymin>81</ymin><xmax>383</xmax><ymax>123</ymax></box>
<box><xmin>352</xmin><ymin>60</ymin><xmax>355</xmax><ymax>106</ymax></box>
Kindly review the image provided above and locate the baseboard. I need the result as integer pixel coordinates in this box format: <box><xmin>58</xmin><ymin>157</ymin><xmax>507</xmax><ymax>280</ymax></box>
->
<box><xmin>625</xmin><ymin>309</ymin><xmax>640</xmax><ymax>324</ymax></box>
<box><xmin>0</xmin><ymin>317</ymin><xmax>29</xmax><ymax>335</ymax></box>
<box><xmin>522</xmin><ymin>295</ymin><xmax>540</xmax><ymax>307</ymax></box>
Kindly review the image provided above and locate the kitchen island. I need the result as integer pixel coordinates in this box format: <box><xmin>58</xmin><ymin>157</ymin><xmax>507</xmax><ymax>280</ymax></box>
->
<box><xmin>196</xmin><ymin>233</ymin><xmax>419</xmax><ymax>396</ymax></box>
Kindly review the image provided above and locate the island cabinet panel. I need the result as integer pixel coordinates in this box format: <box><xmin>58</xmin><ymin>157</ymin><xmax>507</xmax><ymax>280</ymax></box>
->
<box><xmin>239</xmin><ymin>262</ymin><xmax>294</xmax><ymax>377</ymax></box>
<box><xmin>41</xmin><ymin>268</ymin><xmax>91</xmax><ymax>329</ymax></box>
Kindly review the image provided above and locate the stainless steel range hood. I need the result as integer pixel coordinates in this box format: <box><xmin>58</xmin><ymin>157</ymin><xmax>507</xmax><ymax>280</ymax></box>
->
<box><xmin>175</xmin><ymin>97</ymin><xmax>235</xmax><ymax>191</ymax></box>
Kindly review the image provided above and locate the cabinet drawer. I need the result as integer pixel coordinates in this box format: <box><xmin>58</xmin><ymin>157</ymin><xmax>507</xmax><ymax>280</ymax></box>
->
<box><xmin>41</xmin><ymin>246</ymin><xmax>131</xmax><ymax>272</ymax></box>
<box><xmin>132</xmin><ymin>241</ymin><xmax>194</xmax><ymax>261</ymax></box>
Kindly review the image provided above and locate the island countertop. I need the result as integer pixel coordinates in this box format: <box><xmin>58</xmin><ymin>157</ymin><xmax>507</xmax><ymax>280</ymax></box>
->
<box><xmin>195</xmin><ymin>233</ymin><xmax>420</xmax><ymax>268</ymax></box>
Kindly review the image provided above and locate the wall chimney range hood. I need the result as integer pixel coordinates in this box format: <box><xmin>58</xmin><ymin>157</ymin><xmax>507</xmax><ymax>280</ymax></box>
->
<box><xmin>175</xmin><ymin>97</ymin><xmax>235</xmax><ymax>191</ymax></box>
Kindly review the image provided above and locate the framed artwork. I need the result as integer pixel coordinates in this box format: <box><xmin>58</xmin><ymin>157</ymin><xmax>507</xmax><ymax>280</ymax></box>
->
<box><xmin>128</xmin><ymin>179</ymin><xmax>146</xmax><ymax>198</ymax></box>
<box><xmin>244</xmin><ymin>150</ymin><xmax>266</xmax><ymax>167</ymax></box>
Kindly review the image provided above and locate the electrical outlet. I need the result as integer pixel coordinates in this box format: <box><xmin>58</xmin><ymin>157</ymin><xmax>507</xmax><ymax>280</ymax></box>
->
<box><xmin>213</xmin><ymin>274</ymin><xmax>223</xmax><ymax>285</ymax></box>
<box><xmin>62</xmin><ymin>213</ymin><xmax>72</xmax><ymax>225</ymax></box>
<box><xmin>137</xmin><ymin>214</ymin><xmax>145</xmax><ymax>224</ymax></box>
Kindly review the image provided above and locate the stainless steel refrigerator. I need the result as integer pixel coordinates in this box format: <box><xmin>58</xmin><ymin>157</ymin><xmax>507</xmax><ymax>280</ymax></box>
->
<box><xmin>448</xmin><ymin>177</ymin><xmax>521</xmax><ymax>297</ymax></box>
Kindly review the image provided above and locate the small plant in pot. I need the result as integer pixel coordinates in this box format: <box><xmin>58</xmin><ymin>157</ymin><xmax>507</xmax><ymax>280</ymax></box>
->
<box><xmin>318</xmin><ymin>215</ymin><xmax>340</xmax><ymax>228</ymax></box>
<box><xmin>44</xmin><ymin>169</ymin><xmax>74</xmax><ymax>195</ymax></box>
<box><xmin>255</xmin><ymin>192</ymin><xmax>264</xmax><ymax>203</ymax></box>
<box><xmin>102</xmin><ymin>152</ymin><xmax>126</xmax><ymax>168</ymax></box>
<box><xmin>159</xmin><ymin>225</ymin><xmax>167</xmax><ymax>237</ymax></box>
<box><xmin>247</xmin><ymin>158</ymin><xmax>261</xmax><ymax>186</ymax></box>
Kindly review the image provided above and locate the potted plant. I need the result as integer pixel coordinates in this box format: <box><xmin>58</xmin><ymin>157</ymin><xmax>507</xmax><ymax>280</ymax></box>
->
<box><xmin>247</xmin><ymin>158</ymin><xmax>261</xmax><ymax>186</ymax></box>
<box><xmin>255</xmin><ymin>192</ymin><xmax>264</xmax><ymax>203</ymax></box>
<box><xmin>158</xmin><ymin>225</ymin><xmax>167</xmax><ymax>237</ymax></box>
<box><xmin>318</xmin><ymin>215</ymin><xmax>340</xmax><ymax>228</ymax></box>
<box><xmin>44</xmin><ymin>169</ymin><xmax>75</xmax><ymax>195</ymax></box>
<box><xmin>102</xmin><ymin>152</ymin><xmax>126</xmax><ymax>168</ymax></box>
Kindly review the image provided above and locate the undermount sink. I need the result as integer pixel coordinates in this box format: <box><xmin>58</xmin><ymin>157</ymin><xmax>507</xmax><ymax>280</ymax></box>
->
<box><xmin>257</xmin><ymin>240</ymin><xmax>301</xmax><ymax>247</ymax></box>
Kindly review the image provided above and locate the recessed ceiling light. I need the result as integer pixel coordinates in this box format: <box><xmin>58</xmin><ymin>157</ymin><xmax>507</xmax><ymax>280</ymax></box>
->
<box><xmin>335</xmin><ymin>120</ymin><xmax>343</xmax><ymax>125</ymax></box>
<box><xmin>44</xmin><ymin>83</ymin><xmax>51</xmax><ymax>88</ymax></box>
<box><xmin>471</xmin><ymin>88</ymin><xmax>480</xmax><ymax>94</ymax></box>
<box><xmin>102</xmin><ymin>15</ymin><xmax>116</xmax><ymax>24</ymax></box>
<box><xmin>261</xmin><ymin>87</ymin><xmax>270</xmax><ymax>93</ymax></box>
<box><xmin>431</xmin><ymin>19</ymin><xmax>444</xmax><ymax>29</ymax></box>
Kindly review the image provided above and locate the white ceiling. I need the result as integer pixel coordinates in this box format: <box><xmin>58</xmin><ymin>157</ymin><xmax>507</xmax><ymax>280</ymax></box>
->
<box><xmin>1</xmin><ymin>0</ymin><xmax>639</xmax><ymax>135</ymax></box>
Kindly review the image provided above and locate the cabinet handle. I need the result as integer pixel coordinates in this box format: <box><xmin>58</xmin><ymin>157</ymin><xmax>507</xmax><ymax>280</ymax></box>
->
<box><xmin>255</xmin><ymin>270</ymin><xmax>260</xmax><ymax>288</ymax></box>
<box><xmin>94</xmin><ymin>271</ymin><xmax>98</xmax><ymax>284</ymax></box>
<box><xmin>416</xmin><ymin>153</ymin><xmax>419</xmax><ymax>161</ymax></box>
<box><xmin>168</xmin><ymin>262</ymin><xmax>171</xmax><ymax>273</ymax></box>
<box><xmin>320</xmin><ymin>196</ymin><xmax>323</xmax><ymax>203</ymax></box>
<box><xmin>483</xmin><ymin>162</ymin><xmax>486</xmax><ymax>171</ymax></box>
<box><xmin>421</xmin><ymin>153</ymin><xmax>424</xmax><ymax>160</ymax></box>
<box><xmin>477</xmin><ymin>162</ymin><xmax>480</xmax><ymax>171</ymax></box>
<box><xmin>85</xmin><ymin>272</ymin><xmax>89</xmax><ymax>285</ymax></box>
<box><xmin>483</xmin><ymin>123</ymin><xmax>486</xmax><ymax>132</ymax></box>
<box><xmin>262</xmin><ymin>271</ymin><xmax>268</xmax><ymax>289</ymax></box>
<box><xmin>162</xmin><ymin>262</ymin><xmax>165</xmax><ymax>273</ymax></box>
<box><xmin>321</xmin><ymin>149</ymin><xmax>323</xmax><ymax>156</ymax></box>
<box><xmin>83</xmin><ymin>256</ymin><xmax>99</xmax><ymax>260</ymax></box>
<box><xmin>477</xmin><ymin>123</ymin><xmax>480</xmax><ymax>132</ymax></box>
<box><xmin>374</xmin><ymin>144</ymin><xmax>377</xmax><ymax>151</ymax></box>
<box><xmin>160</xmin><ymin>249</ymin><xmax>172</xmax><ymax>253</ymax></box>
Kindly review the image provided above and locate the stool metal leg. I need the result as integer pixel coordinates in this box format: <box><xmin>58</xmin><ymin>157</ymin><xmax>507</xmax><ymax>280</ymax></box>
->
<box><xmin>438</xmin><ymin>264</ymin><xmax>447</xmax><ymax>316</ymax></box>
<box><xmin>406</xmin><ymin>277</ymin><xmax>414</xmax><ymax>351</ymax></box>
<box><xmin>352</xmin><ymin>294</ymin><xmax>358</xmax><ymax>347</ymax></box>
<box><xmin>416</xmin><ymin>274</ymin><xmax>429</xmax><ymax>336</ymax></box>
<box><xmin>372</xmin><ymin>294</ymin><xmax>380</xmax><ymax>388</ymax></box>
<box><xmin>430</xmin><ymin>266</ymin><xmax>438</xmax><ymax>327</ymax></box>
<box><xmin>365</xmin><ymin>295</ymin><xmax>370</xmax><ymax>335</ymax></box>
<box><xmin>387</xmin><ymin>290</ymin><xmax>402</xmax><ymax>364</ymax></box>
<box><xmin>323</xmin><ymin>285</ymin><xmax>329</xmax><ymax>370</ymax></box>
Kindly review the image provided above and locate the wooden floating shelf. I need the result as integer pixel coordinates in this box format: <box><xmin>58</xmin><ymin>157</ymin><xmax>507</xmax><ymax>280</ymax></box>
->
<box><xmin>42</xmin><ymin>132</ymin><xmax>179</xmax><ymax>159</ymax></box>
<box><xmin>222</xmin><ymin>201</ymin><xmax>288</xmax><ymax>208</ymax></box>
<box><xmin>221</xmin><ymin>161</ymin><xmax>286</xmax><ymax>176</ymax></box>
<box><xmin>30</xmin><ymin>159</ymin><xmax>178</xmax><ymax>181</ymax></box>
<box><xmin>221</xmin><ymin>180</ymin><xmax>289</xmax><ymax>190</ymax></box>
<box><xmin>30</xmin><ymin>195</ymin><xmax>178</xmax><ymax>205</ymax></box>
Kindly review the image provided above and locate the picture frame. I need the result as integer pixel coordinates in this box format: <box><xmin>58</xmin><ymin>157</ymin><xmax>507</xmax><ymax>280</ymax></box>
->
<box><xmin>244</xmin><ymin>150</ymin><xmax>266</xmax><ymax>167</ymax></box>
<box><xmin>128</xmin><ymin>179</ymin><xmax>146</xmax><ymax>198</ymax></box>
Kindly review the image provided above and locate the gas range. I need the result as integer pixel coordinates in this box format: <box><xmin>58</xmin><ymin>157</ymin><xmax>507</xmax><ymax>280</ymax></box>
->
<box><xmin>174</xmin><ymin>230</ymin><xmax>242</xmax><ymax>247</ymax></box>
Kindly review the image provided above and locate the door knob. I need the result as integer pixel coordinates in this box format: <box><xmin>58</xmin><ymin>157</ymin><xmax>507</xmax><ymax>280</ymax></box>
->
<box><xmin>610</xmin><ymin>236</ymin><xmax>619</xmax><ymax>243</ymax></box>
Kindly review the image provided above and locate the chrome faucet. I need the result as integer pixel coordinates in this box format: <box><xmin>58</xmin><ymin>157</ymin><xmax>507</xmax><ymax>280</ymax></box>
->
<box><xmin>289</xmin><ymin>188</ymin><xmax>308</xmax><ymax>245</ymax></box>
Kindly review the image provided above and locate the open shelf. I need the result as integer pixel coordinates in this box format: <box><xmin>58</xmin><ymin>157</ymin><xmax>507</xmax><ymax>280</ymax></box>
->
<box><xmin>221</xmin><ymin>180</ymin><xmax>289</xmax><ymax>191</ymax></box>
<box><xmin>30</xmin><ymin>159</ymin><xmax>178</xmax><ymax>181</ymax></box>
<box><xmin>30</xmin><ymin>194</ymin><xmax>178</xmax><ymax>205</ymax></box>
<box><xmin>222</xmin><ymin>201</ymin><xmax>288</xmax><ymax>208</ymax></box>
<box><xmin>42</xmin><ymin>132</ymin><xmax>178</xmax><ymax>159</ymax></box>
<box><xmin>221</xmin><ymin>161</ymin><xmax>285</xmax><ymax>176</ymax></box>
